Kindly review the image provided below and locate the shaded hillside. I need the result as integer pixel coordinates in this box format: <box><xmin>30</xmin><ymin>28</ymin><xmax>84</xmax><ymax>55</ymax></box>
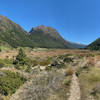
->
<box><xmin>0</xmin><ymin>15</ymin><xmax>34</xmax><ymax>48</ymax></box>
<box><xmin>86</xmin><ymin>38</ymin><xmax>100</xmax><ymax>50</ymax></box>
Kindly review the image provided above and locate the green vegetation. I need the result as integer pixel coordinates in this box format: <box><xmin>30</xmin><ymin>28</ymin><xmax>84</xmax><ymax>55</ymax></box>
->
<box><xmin>15</xmin><ymin>70</ymin><xmax>70</xmax><ymax>100</ymax></box>
<box><xmin>50</xmin><ymin>54</ymin><xmax>73</xmax><ymax>69</ymax></box>
<box><xmin>13</xmin><ymin>48</ymin><xmax>32</xmax><ymax>72</ymax></box>
<box><xmin>0</xmin><ymin>59</ymin><xmax>13</xmax><ymax>68</ymax></box>
<box><xmin>86</xmin><ymin>38</ymin><xmax>100</xmax><ymax>50</ymax></box>
<box><xmin>0</xmin><ymin>70</ymin><xmax>26</xmax><ymax>96</ymax></box>
<box><xmin>13</xmin><ymin>48</ymin><xmax>28</xmax><ymax>66</ymax></box>
<box><xmin>0</xmin><ymin>46</ymin><xmax>12</xmax><ymax>52</ymax></box>
<box><xmin>0</xmin><ymin>15</ymin><xmax>86</xmax><ymax>49</ymax></box>
<box><xmin>29</xmin><ymin>29</ymin><xmax>67</xmax><ymax>48</ymax></box>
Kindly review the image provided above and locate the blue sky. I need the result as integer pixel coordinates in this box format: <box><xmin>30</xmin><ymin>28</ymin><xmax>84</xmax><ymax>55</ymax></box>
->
<box><xmin>0</xmin><ymin>0</ymin><xmax>100</xmax><ymax>45</ymax></box>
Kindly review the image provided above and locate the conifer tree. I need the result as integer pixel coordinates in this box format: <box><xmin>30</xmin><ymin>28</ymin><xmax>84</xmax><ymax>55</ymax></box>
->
<box><xmin>13</xmin><ymin>48</ymin><xmax>27</xmax><ymax>66</ymax></box>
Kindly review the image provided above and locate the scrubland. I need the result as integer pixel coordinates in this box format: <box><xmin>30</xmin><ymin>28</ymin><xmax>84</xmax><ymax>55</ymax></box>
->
<box><xmin>0</xmin><ymin>48</ymin><xmax>100</xmax><ymax>100</ymax></box>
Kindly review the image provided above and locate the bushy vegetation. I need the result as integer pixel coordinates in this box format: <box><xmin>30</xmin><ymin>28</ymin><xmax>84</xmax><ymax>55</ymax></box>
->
<box><xmin>0</xmin><ymin>70</ymin><xmax>26</xmax><ymax>96</ymax></box>
<box><xmin>13</xmin><ymin>48</ymin><xmax>28</xmax><ymax>66</ymax></box>
<box><xmin>86</xmin><ymin>38</ymin><xmax>100</xmax><ymax>50</ymax></box>
<box><xmin>12</xmin><ymin>70</ymin><xmax>70</xmax><ymax>100</ymax></box>
<box><xmin>13</xmin><ymin>48</ymin><xmax>32</xmax><ymax>72</ymax></box>
<box><xmin>0</xmin><ymin>59</ymin><xmax>13</xmax><ymax>68</ymax></box>
<box><xmin>50</xmin><ymin>54</ymin><xmax>73</xmax><ymax>69</ymax></box>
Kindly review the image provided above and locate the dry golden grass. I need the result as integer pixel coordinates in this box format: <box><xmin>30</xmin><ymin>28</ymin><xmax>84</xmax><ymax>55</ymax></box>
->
<box><xmin>79</xmin><ymin>67</ymin><xmax>100</xmax><ymax>100</ymax></box>
<box><xmin>0</xmin><ymin>49</ymin><xmax>98</xmax><ymax>59</ymax></box>
<box><xmin>2</xmin><ymin>95</ymin><xmax>10</xmax><ymax>100</ymax></box>
<box><xmin>87</xmin><ymin>57</ymin><xmax>96</xmax><ymax>66</ymax></box>
<box><xmin>65</xmin><ymin>68</ymin><xmax>73</xmax><ymax>76</ymax></box>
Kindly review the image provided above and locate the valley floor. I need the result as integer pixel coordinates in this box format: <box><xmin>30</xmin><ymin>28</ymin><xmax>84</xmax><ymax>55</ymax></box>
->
<box><xmin>0</xmin><ymin>48</ymin><xmax>100</xmax><ymax>100</ymax></box>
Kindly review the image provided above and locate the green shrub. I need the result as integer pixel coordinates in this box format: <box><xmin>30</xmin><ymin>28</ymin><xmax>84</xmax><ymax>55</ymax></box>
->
<box><xmin>0</xmin><ymin>59</ymin><xmax>13</xmax><ymax>68</ymax></box>
<box><xmin>25</xmin><ymin>66</ymin><xmax>31</xmax><ymax>73</ymax></box>
<box><xmin>13</xmin><ymin>48</ymin><xmax>27</xmax><ymax>65</ymax></box>
<box><xmin>64</xmin><ymin>79</ymin><xmax>71</xmax><ymax>86</ymax></box>
<box><xmin>50</xmin><ymin>54</ymin><xmax>73</xmax><ymax>69</ymax></box>
<box><xmin>45</xmin><ymin>66</ymin><xmax>52</xmax><ymax>71</ymax></box>
<box><xmin>0</xmin><ymin>48</ymin><xmax>2</xmax><ymax>52</ymax></box>
<box><xmin>0</xmin><ymin>70</ymin><xmax>26</xmax><ymax>96</ymax></box>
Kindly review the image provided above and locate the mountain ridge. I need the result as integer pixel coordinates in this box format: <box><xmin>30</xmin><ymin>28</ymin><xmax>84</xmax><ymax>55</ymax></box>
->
<box><xmin>29</xmin><ymin>25</ymin><xmax>86</xmax><ymax>48</ymax></box>
<box><xmin>0</xmin><ymin>15</ymin><xmax>86</xmax><ymax>49</ymax></box>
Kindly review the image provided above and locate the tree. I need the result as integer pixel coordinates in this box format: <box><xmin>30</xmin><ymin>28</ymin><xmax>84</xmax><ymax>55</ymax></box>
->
<box><xmin>13</xmin><ymin>48</ymin><xmax>28</xmax><ymax>66</ymax></box>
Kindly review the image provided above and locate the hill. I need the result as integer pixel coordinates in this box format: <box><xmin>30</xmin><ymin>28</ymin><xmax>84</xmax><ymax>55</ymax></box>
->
<box><xmin>86</xmin><ymin>38</ymin><xmax>100</xmax><ymax>50</ymax></box>
<box><xmin>0</xmin><ymin>15</ymin><xmax>34</xmax><ymax>48</ymax></box>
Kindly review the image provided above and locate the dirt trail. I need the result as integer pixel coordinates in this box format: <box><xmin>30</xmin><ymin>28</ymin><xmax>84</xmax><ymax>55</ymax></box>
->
<box><xmin>68</xmin><ymin>73</ymin><xmax>81</xmax><ymax>100</ymax></box>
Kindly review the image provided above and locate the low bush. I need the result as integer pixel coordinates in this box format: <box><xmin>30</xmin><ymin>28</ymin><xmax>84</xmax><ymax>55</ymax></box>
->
<box><xmin>0</xmin><ymin>70</ymin><xmax>26</xmax><ymax>96</ymax></box>
<box><xmin>25</xmin><ymin>66</ymin><xmax>31</xmax><ymax>73</ymax></box>
<box><xmin>64</xmin><ymin>79</ymin><xmax>71</xmax><ymax>86</ymax></box>
<box><xmin>15</xmin><ymin>70</ymin><xmax>70</xmax><ymax>100</ymax></box>
<box><xmin>50</xmin><ymin>54</ymin><xmax>73</xmax><ymax>69</ymax></box>
<box><xmin>45</xmin><ymin>65</ymin><xmax>52</xmax><ymax>71</ymax></box>
<box><xmin>0</xmin><ymin>59</ymin><xmax>13</xmax><ymax>68</ymax></box>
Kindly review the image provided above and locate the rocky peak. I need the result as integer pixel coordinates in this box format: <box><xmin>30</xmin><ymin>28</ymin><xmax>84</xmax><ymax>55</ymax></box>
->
<box><xmin>29</xmin><ymin>25</ymin><xmax>61</xmax><ymax>39</ymax></box>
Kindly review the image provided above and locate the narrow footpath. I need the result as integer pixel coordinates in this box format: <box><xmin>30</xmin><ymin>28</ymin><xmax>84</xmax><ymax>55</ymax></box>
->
<box><xmin>68</xmin><ymin>73</ymin><xmax>81</xmax><ymax>100</ymax></box>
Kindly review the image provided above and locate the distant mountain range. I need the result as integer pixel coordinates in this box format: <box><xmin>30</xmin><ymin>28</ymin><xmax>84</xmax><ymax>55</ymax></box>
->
<box><xmin>0</xmin><ymin>15</ymin><xmax>86</xmax><ymax>48</ymax></box>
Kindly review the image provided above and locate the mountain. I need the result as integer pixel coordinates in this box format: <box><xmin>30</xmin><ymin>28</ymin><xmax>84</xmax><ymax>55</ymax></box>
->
<box><xmin>0</xmin><ymin>15</ymin><xmax>34</xmax><ymax>48</ymax></box>
<box><xmin>68</xmin><ymin>42</ymin><xmax>86</xmax><ymax>49</ymax></box>
<box><xmin>29</xmin><ymin>25</ymin><xmax>86</xmax><ymax>48</ymax></box>
<box><xmin>0</xmin><ymin>15</ymin><xmax>86</xmax><ymax>49</ymax></box>
<box><xmin>86</xmin><ymin>38</ymin><xmax>100</xmax><ymax>50</ymax></box>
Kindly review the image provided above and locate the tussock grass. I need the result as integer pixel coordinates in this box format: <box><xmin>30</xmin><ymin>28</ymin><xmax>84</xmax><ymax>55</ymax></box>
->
<box><xmin>79</xmin><ymin>67</ymin><xmax>100</xmax><ymax>100</ymax></box>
